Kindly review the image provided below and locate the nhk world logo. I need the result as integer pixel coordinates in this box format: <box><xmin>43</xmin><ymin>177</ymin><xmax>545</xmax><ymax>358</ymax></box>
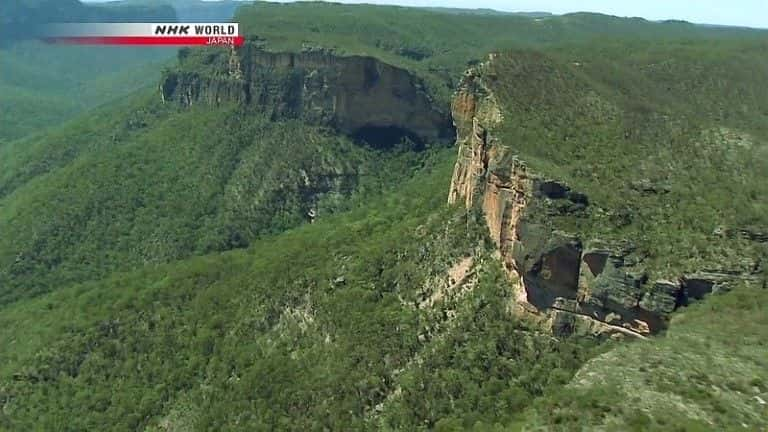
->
<box><xmin>42</xmin><ymin>23</ymin><xmax>243</xmax><ymax>46</ymax></box>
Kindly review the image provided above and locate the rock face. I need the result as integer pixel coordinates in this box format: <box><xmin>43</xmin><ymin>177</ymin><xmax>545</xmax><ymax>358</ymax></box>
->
<box><xmin>446</xmin><ymin>57</ymin><xmax>760</xmax><ymax>338</ymax></box>
<box><xmin>160</xmin><ymin>43</ymin><xmax>453</xmax><ymax>145</ymax></box>
<box><xmin>447</xmin><ymin>67</ymin><xmax>503</xmax><ymax>208</ymax></box>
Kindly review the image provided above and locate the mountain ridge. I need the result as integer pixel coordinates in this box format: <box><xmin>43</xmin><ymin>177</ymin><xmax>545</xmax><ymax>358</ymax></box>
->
<box><xmin>0</xmin><ymin>3</ymin><xmax>767</xmax><ymax>430</ymax></box>
<box><xmin>447</xmin><ymin>49</ymin><xmax>766</xmax><ymax>337</ymax></box>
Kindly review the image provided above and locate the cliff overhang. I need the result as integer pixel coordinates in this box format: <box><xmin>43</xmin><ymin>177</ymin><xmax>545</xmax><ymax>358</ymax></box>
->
<box><xmin>159</xmin><ymin>43</ymin><xmax>454</xmax><ymax>146</ymax></box>
<box><xmin>447</xmin><ymin>56</ymin><xmax>760</xmax><ymax>338</ymax></box>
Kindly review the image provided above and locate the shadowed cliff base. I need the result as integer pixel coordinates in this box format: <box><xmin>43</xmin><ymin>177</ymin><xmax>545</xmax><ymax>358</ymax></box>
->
<box><xmin>352</xmin><ymin>125</ymin><xmax>425</xmax><ymax>151</ymax></box>
<box><xmin>160</xmin><ymin>44</ymin><xmax>455</xmax><ymax>147</ymax></box>
<box><xmin>447</xmin><ymin>48</ymin><xmax>768</xmax><ymax>339</ymax></box>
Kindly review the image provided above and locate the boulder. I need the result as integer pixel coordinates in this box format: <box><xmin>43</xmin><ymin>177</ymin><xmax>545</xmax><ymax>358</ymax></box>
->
<box><xmin>575</xmin><ymin>245</ymin><xmax>676</xmax><ymax>334</ymax></box>
<box><xmin>587</xmin><ymin>262</ymin><xmax>646</xmax><ymax>312</ymax></box>
<box><xmin>550</xmin><ymin>309</ymin><xmax>577</xmax><ymax>336</ymax></box>
<box><xmin>629</xmin><ymin>178</ymin><xmax>671</xmax><ymax>194</ymax></box>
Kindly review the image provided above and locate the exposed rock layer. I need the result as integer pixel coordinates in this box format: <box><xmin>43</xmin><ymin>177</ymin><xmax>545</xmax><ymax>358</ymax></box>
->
<box><xmin>160</xmin><ymin>43</ymin><xmax>453</xmax><ymax>144</ymax></box>
<box><xmin>447</xmin><ymin>57</ymin><xmax>760</xmax><ymax>337</ymax></box>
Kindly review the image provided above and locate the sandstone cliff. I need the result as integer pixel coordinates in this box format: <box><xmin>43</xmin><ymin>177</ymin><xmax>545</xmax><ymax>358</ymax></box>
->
<box><xmin>160</xmin><ymin>42</ymin><xmax>453</xmax><ymax>145</ymax></box>
<box><xmin>447</xmin><ymin>56</ymin><xmax>759</xmax><ymax>338</ymax></box>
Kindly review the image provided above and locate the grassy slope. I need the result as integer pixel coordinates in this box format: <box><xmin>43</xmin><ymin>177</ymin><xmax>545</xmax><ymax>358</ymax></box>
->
<box><xmin>525</xmin><ymin>282</ymin><xmax>768</xmax><ymax>430</ymax></box>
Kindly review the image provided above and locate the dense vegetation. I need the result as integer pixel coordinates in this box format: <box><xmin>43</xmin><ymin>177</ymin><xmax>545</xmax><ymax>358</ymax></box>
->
<box><xmin>486</xmin><ymin>40</ymin><xmax>768</xmax><ymax>277</ymax></box>
<box><xmin>0</xmin><ymin>42</ymin><xmax>173</xmax><ymax>141</ymax></box>
<box><xmin>472</xmin><ymin>44</ymin><xmax>768</xmax><ymax>429</ymax></box>
<box><xmin>235</xmin><ymin>2</ymin><xmax>766</xmax><ymax>104</ymax></box>
<box><xmin>1</xmin><ymin>1</ymin><xmax>766</xmax><ymax>430</ymax></box>
<box><xmin>0</xmin><ymin>0</ymin><xmax>179</xmax><ymax>141</ymax></box>
<box><xmin>110</xmin><ymin>0</ymin><xmax>246</xmax><ymax>21</ymax></box>
<box><xmin>0</xmin><ymin>153</ymin><xmax>603</xmax><ymax>430</ymax></box>
<box><xmin>525</xmin><ymin>281</ymin><xmax>768</xmax><ymax>430</ymax></box>
<box><xmin>0</xmin><ymin>0</ymin><xmax>242</xmax><ymax>142</ymax></box>
<box><xmin>0</xmin><ymin>90</ymin><xmax>441</xmax><ymax>305</ymax></box>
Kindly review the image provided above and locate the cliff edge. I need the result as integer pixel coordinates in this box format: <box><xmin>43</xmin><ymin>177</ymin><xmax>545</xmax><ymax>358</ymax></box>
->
<box><xmin>160</xmin><ymin>42</ymin><xmax>454</xmax><ymax>147</ymax></box>
<box><xmin>447</xmin><ymin>53</ymin><xmax>763</xmax><ymax>338</ymax></box>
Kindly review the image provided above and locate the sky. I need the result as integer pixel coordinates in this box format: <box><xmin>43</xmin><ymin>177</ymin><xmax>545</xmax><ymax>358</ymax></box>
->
<box><xmin>85</xmin><ymin>0</ymin><xmax>768</xmax><ymax>29</ymax></box>
<box><xmin>346</xmin><ymin>0</ymin><xmax>768</xmax><ymax>28</ymax></box>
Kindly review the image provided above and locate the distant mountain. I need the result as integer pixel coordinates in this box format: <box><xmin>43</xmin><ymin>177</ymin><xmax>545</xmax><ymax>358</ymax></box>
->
<box><xmin>421</xmin><ymin>7</ymin><xmax>552</xmax><ymax>17</ymax></box>
<box><xmin>0</xmin><ymin>0</ymin><xmax>249</xmax><ymax>142</ymax></box>
<box><xmin>0</xmin><ymin>0</ymin><xmax>177</xmax><ymax>141</ymax></box>
<box><xmin>1</xmin><ymin>0</ymin><xmax>176</xmax><ymax>41</ymax></box>
<box><xmin>103</xmin><ymin>0</ymin><xmax>248</xmax><ymax>21</ymax></box>
<box><xmin>0</xmin><ymin>3</ymin><xmax>766</xmax><ymax>430</ymax></box>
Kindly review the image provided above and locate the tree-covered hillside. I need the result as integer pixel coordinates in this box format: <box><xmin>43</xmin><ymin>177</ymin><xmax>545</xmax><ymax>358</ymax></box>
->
<box><xmin>0</xmin><ymin>42</ymin><xmax>173</xmax><ymax>142</ymax></box>
<box><xmin>0</xmin><ymin>0</ymin><xmax>178</xmax><ymax>142</ymax></box>
<box><xmin>0</xmin><ymin>0</ymin><xmax>247</xmax><ymax>142</ymax></box>
<box><xmin>0</xmin><ymin>89</ymin><xmax>441</xmax><ymax>305</ymax></box>
<box><xmin>234</xmin><ymin>2</ymin><xmax>766</xmax><ymax>104</ymax></box>
<box><xmin>109</xmin><ymin>0</ymin><xmax>248</xmax><ymax>21</ymax></box>
<box><xmin>0</xmin><ymin>2</ymin><xmax>766</xmax><ymax>430</ymax></box>
<box><xmin>488</xmin><ymin>40</ymin><xmax>768</xmax><ymax>276</ymax></box>
<box><xmin>1</xmin><ymin>0</ymin><xmax>175</xmax><ymax>38</ymax></box>
<box><xmin>525</xmin><ymin>281</ymin><xmax>768</xmax><ymax>430</ymax></box>
<box><xmin>447</xmin><ymin>43</ymin><xmax>768</xmax><ymax>429</ymax></box>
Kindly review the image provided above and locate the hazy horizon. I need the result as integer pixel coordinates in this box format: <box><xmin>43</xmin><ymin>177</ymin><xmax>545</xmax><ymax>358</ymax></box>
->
<box><xmin>83</xmin><ymin>0</ymin><xmax>768</xmax><ymax>29</ymax></box>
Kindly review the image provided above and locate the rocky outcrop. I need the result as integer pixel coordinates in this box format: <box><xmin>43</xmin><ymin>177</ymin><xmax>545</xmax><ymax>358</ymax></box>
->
<box><xmin>680</xmin><ymin>271</ymin><xmax>761</xmax><ymax>300</ymax></box>
<box><xmin>448</xmin><ymin>65</ymin><xmax>504</xmax><ymax>208</ymax></box>
<box><xmin>629</xmin><ymin>178</ymin><xmax>671</xmax><ymax>195</ymax></box>
<box><xmin>511</xmin><ymin>231</ymin><xmax>677</xmax><ymax>336</ymax></box>
<box><xmin>160</xmin><ymin>43</ymin><xmax>453</xmax><ymax>145</ymax></box>
<box><xmin>446</xmin><ymin>56</ymin><xmax>762</xmax><ymax>338</ymax></box>
<box><xmin>714</xmin><ymin>227</ymin><xmax>768</xmax><ymax>243</ymax></box>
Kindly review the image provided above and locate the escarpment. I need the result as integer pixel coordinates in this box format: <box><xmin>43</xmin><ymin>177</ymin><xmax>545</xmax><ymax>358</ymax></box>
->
<box><xmin>160</xmin><ymin>42</ymin><xmax>454</xmax><ymax>146</ymax></box>
<box><xmin>447</xmin><ymin>56</ymin><xmax>761</xmax><ymax>338</ymax></box>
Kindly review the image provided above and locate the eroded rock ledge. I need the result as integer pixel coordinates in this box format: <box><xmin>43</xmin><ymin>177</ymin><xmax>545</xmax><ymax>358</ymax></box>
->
<box><xmin>447</xmin><ymin>57</ymin><xmax>759</xmax><ymax>338</ymax></box>
<box><xmin>160</xmin><ymin>43</ymin><xmax>454</xmax><ymax>145</ymax></box>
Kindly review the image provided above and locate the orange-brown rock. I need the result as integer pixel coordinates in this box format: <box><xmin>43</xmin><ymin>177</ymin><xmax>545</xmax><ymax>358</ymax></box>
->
<box><xmin>447</xmin><ymin>57</ymin><xmax>668</xmax><ymax>338</ymax></box>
